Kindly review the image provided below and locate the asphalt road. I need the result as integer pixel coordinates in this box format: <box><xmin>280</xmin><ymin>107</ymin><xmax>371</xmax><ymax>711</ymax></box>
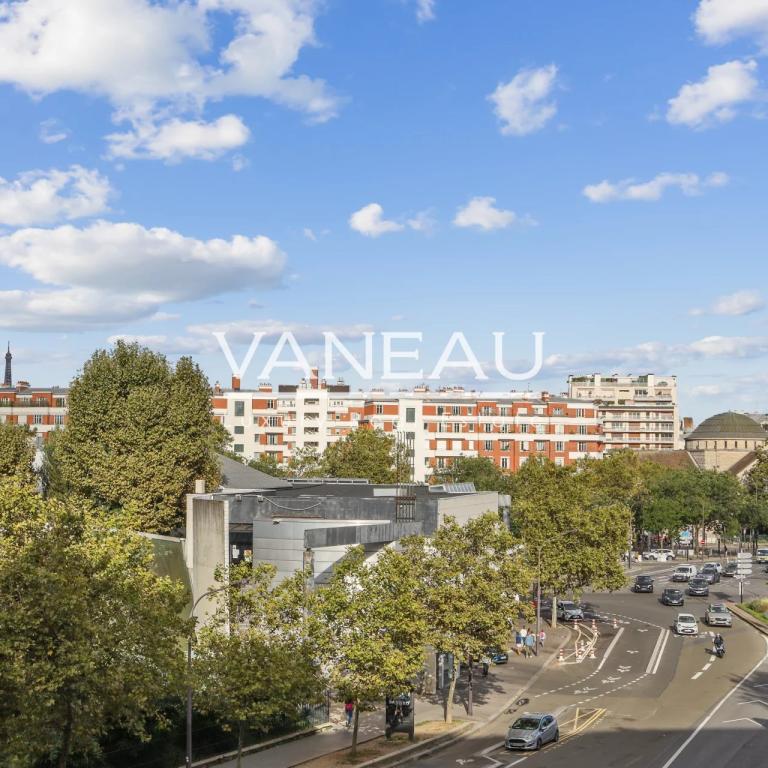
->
<box><xmin>411</xmin><ymin>559</ymin><xmax>768</xmax><ymax>768</ymax></box>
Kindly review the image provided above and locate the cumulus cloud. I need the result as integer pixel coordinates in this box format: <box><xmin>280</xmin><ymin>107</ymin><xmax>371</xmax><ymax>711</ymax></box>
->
<box><xmin>0</xmin><ymin>0</ymin><xmax>338</xmax><ymax>161</ymax></box>
<box><xmin>107</xmin><ymin>114</ymin><xmax>250</xmax><ymax>162</ymax></box>
<box><xmin>0</xmin><ymin>220</ymin><xmax>286</xmax><ymax>329</ymax></box>
<box><xmin>583</xmin><ymin>171</ymin><xmax>729</xmax><ymax>202</ymax></box>
<box><xmin>406</xmin><ymin>209</ymin><xmax>437</xmax><ymax>233</ymax></box>
<box><xmin>38</xmin><ymin>118</ymin><xmax>70</xmax><ymax>144</ymax></box>
<box><xmin>488</xmin><ymin>64</ymin><xmax>558</xmax><ymax>136</ymax></box>
<box><xmin>667</xmin><ymin>59</ymin><xmax>759</xmax><ymax>128</ymax></box>
<box><xmin>695</xmin><ymin>0</ymin><xmax>768</xmax><ymax>47</ymax></box>
<box><xmin>349</xmin><ymin>203</ymin><xmax>405</xmax><ymax>237</ymax></box>
<box><xmin>414</xmin><ymin>0</ymin><xmax>436</xmax><ymax>23</ymax></box>
<box><xmin>0</xmin><ymin>166</ymin><xmax>112</xmax><ymax>226</ymax></box>
<box><xmin>690</xmin><ymin>290</ymin><xmax>765</xmax><ymax>316</ymax></box>
<box><xmin>453</xmin><ymin>197</ymin><xmax>529</xmax><ymax>231</ymax></box>
<box><xmin>545</xmin><ymin>335</ymin><xmax>768</xmax><ymax>372</ymax></box>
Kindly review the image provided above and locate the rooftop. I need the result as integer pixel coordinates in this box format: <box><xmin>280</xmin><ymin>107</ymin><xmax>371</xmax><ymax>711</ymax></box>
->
<box><xmin>686</xmin><ymin>412</ymin><xmax>768</xmax><ymax>442</ymax></box>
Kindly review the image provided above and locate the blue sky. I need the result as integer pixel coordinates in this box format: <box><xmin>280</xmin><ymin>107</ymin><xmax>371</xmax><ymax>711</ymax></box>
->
<box><xmin>0</xmin><ymin>0</ymin><xmax>767</xmax><ymax>420</ymax></box>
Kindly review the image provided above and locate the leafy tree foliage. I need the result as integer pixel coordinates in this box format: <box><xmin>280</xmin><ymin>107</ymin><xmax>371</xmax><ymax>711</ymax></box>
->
<box><xmin>0</xmin><ymin>422</ymin><xmax>35</xmax><ymax>482</ymax></box>
<box><xmin>0</xmin><ymin>481</ymin><xmax>188</xmax><ymax>768</ymax></box>
<box><xmin>400</xmin><ymin>513</ymin><xmax>531</xmax><ymax>723</ymax></box>
<box><xmin>57</xmin><ymin>341</ymin><xmax>226</xmax><ymax>533</ymax></box>
<box><xmin>431</xmin><ymin>455</ymin><xmax>510</xmax><ymax>492</ymax></box>
<box><xmin>318</xmin><ymin>428</ymin><xmax>407</xmax><ymax>483</ymax></box>
<box><xmin>313</xmin><ymin>546</ymin><xmax>428</xmax><ymax>754</ymax></box>
<box><xmin>287</xmin><ymin>445</ymin><xmax>323</xmax><ymax>478</ymax></box>
<box><xmin>248</xmin><ymin>453</ymin><xmax>289</xmax><ymax>479</ymax></box>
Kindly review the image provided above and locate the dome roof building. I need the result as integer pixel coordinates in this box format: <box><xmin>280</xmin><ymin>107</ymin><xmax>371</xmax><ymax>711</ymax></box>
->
<box><xmin>685</xmin><ymin>411</ymin><xmax>768</xmax><ymax>472</ymax></box>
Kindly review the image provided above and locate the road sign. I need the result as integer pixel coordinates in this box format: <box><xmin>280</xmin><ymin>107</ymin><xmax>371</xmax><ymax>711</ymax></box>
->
<box><xmin>737</xmin><ymin>567</ymin><xmax>753</xmax><ymax>576</ymax></box>
<box><xmin>737</xmin><ymin>552</ymin><xmax>753</xmax><ymax>560</ymax></box>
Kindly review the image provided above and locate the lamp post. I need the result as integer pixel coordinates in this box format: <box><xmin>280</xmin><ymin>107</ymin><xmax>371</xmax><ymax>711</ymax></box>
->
<box><xmin>186</xmin><ymin>580</ymin><xmax>249</xmax><ymax>768</ymax></box>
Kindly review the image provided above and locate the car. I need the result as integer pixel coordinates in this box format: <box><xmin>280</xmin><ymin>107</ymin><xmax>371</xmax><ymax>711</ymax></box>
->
<box><xmin>506</xmin><ymin>713</ymin><xmax>559</xmax><ymax>751</ymax></box>
<box><xmin>756</xmin><ymin>548</ymin><xmax>768</xmax><ymax>564</ymax></box>
<box><xmin>633</xmin><ymin>575</ymin><xmax>654</xmax><ymax>593</ymax></box>
<box><xmin>672</xmin><ymin>565</ymin><xmax>698</xmax><ymax>582</ymax></box>
<box><xmin>705</xmin><ymin>603</ymin><xmax>733</xmax><ymax>627</ymax></box>
<box><xmin>661</xmin><ymin>587</ymin><xmax>685</xmax><ymax>606</ymax></box>
<box><xmin>722</xmin><ymin>562</ymin><xmax>738</xmax><ymax>577</ymax></box>
<box><xmin>655</xmin><ymin>549</ymin><xmax>676</xmax><ymax>561</ymax></box>
<box><xmin>490</xmin><ymin>649</ymin><xmax>509</xmax><ymax>664</ymax></box>
<box><xmin>675</xmin><ymin>613</ymin><xmax>699</xmax><ymax>635</ymax></box>
<box><xmin>703</xmin><ymin>561</ymin><xmax>722</xmax><ymax>573</ymax></box>
<box><xmin>700</xmin><ymin>565</ymin><xmax>721</xmax><ymax>584</ymax></box>
<box><xmin>687</xmin><ymin>578</ymin><xmax>710</xmax><ymax>597</ymax></box>
<box><xmin>557</xmin><ymin>601</ymin><xmax>584</xmax><ymax>621</ymax></box>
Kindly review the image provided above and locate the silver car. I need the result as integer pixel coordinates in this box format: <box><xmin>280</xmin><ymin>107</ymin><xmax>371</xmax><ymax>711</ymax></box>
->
<box><xmin>506</xmin><ymin>713</ymin><xmax>559</xmax><ymax>751</ymax></box>
<box><xmin>705</xmin><ymin>603</ymin><xmax>732</xmax><ymax>627</ymax></box>
<box><xmin>557</xmin><ymin>601</ymin><xmax>584</xmax><ymax>621</ymax></box>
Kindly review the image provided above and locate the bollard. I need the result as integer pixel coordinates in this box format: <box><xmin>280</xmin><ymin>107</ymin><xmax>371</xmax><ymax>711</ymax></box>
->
<box><xmin>591</xmin><ymin>618</ymin><xmax>597</xmax><ymax>631</ymax></box>
<box><xmin>589</xmin><ymin>646</ymin><xmax>596</xmax><ymax>660</ymax></box>
<box><xmin>558</xmin><ymin>648</ymin><xmax>564</xmax><ymax>663</ymax></box>
<box><xmin>612</xmin><ymin>616</ymin><xmax>618</xmax><ymax>630</ymax></box>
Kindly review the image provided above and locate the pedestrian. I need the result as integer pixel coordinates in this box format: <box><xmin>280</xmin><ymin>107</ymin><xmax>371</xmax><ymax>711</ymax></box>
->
<box><xmin>525</xmin><ymin>632</ymin><xmax>535</xmax><ymax>658</ymax></box>
<box><xmin>344</xmin><ymin>699</ymin><xmax>354</xmax><ymax>727</ymax></box>
<box><xmin>481</xmin><ymin>653</ymin><xmax>491</xmax><ymax>677</ymax></box>
<box><xmin>519</xmin><ymin>626</ymin><xmax>528</xmax><ymax>658</ymax></box>
<box><xmin>538</xmin><ymin>628</ymin><xmax>546</xmax><ymax>648</ymax></box>
<box><xmin>515</xmin><ymin>631</ymin><xmax>522</xmax><ymax>656</ymax></box>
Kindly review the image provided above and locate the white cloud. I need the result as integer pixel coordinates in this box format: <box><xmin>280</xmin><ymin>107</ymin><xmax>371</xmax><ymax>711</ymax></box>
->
<box><xmin>453</xmin><ymin>196</ymin><xmax>525</xmax><ymax>231</ymax></box>
<box><xmin>38</xmin><ymin>118</ymin><xmax>70</xmax><ymax>144</ymax></box>
<box><xmin>0</xmin><ymin>166</ymin><xmax>111</xmax><ymax>226</ymax></box>
<box><xmin>0</xmin><ymin>220</ymin><xmax>286</xmax><ymax>329</ymax></box>
<box><xmin>690</xmin><ymin>290</ymin><xmax>765</xmax><ymax>316</ymax></box>
<box><xmin>583</xmin><ymin>171</ymin><xmax>729</xmax><ymax>202</ymax></box>
<box><xmin>488</xmin><ymin>64</ymin><xmax>558</xmax><ymax>136</ymax></box>
<box><xmin>667</xmin><ymin>59</ymin><xmax>759</xmax><ymax>128</ymax></box>
<box><xmin>231</xmin><ymin>154</ymin><xmax>248</xmax><ymax>172</ymax></box>
<box><xmin>690</xmin><ymin>383</ymin><xmax>726</xmax><ymax>397</ymax></box>
<box><xmin>415</xmin><ymin>0</ymin><xmax>436</xmax><ymax>23</ymax></box>
<box><xmin>695</xmin><ymin>0</ymin><xmax>768</xmax><ymax>47</ymax></box>
<box><xmin>106</xmin><ymin>113</ymin><xmax>250</xmax><ymax>161</ymax></box>
<box><xmin>0</xmin><ymin>0</ymin><xmax>338</xmax><ymax>161</ymax></box>
<box><xmin>407</xmin><ymin>209</ymin><xmax>437</xmax><ymax>233</ymax></box>
<box><xmin>303</xmin><ymin>227</ymin><xmax>318</xmax><ymax>241</ymax></box>
<box><xmin>349</xmin><ymin>203</ymin><xmax>405</xmax><ymax>237</ymax></box>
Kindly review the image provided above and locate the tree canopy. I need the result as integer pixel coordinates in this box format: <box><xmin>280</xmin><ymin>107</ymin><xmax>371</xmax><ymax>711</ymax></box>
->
<box><xmin>431</xmin><ymin>455</ymin><xmax>511</xmax><ymax>492</ymax></box>
<box><xmin>0</xmin><ymin>422</ymin><xmax>35</xmax><ymax>483</ymax></box>
<box><xmin>318</xmin><ymin>428</ymin><xmax>407</xmax><ymax>483</ymax></box>
<box><xmin>56</xmin><ymin>341</ymin><xmax>226</xmax><ymax>533</ymax></box>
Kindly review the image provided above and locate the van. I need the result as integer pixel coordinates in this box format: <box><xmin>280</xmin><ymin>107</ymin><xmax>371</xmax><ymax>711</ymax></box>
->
<box><xmin>756</xmin><ymin>548</ymin><xmax>768</xmax><ymax>564</ymax></box>
<box><xmin>672</xmin><ymin>565</ymin><xmax>697</xmax><ymax>582</ymax></box>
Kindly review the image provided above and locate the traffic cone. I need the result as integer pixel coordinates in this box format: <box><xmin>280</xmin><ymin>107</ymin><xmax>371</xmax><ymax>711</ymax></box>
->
<box><xmin>558</xmin><ymin>648</ymin><xmax>564</xmax><ymax>663</ymax></box>
<box><xmin>589</xmin><ymin>646</ymin><xmax>596</xmax><ymax>660</ymax></box>
<box><xmin>612</xmin><ymin>616</ymin><xmax>618</xmax><ymax>630</ymax></box>
<box><xmin>591</xmin><ymin>618</ymin><xmax>597</xmax><ymax>631</ymax></box>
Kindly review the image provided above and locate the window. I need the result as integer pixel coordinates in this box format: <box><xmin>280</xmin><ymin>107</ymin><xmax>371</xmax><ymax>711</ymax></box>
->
<box><xmin>576</xmin><ymin>408</ymin><xmax>585</xmax><ymax>417</ymax></box>
<box><xmin>500</xmin><ymin>440</ymin><xmax>510</xmax><ymax>451</ymax></box>
<box><xmin>467</xmin><ymin>407</ymin><xmax>474</xmax><ymax>416</ymax></box>
<box><xmin>536</xmin><ymin>423</ymin><xmax>546</xmax><ymax>434</ymax></box>
<box><xmin>234</xmin><ymin>444</ymin><xmax>244</xmax><ymax>453</ymax></box>
<box><xmin>452</xmin><ymin>406</ymin><xmax>462</xmax><ymax>416</ymax></box>
<box><xmin>268</xmin><ymin>435</ymin><xmax>278</xmax><ymax>445</ymax></box>
<box><xmin>406</xmin><ymin>407</ymin><xmax>415</xmax><ymax>423</ymax></box>
<box><xmin>555</xmin><ymin>441</ymin><xmax>564</xmax><ymax>452</ymax></box>
<box><xmin>54</xmin><ymin>415</ymin><xmax>65</xmax><ymax>425</ymax></box>
<box><xmin>55</xmin><ymin>397</ymin><xmax>66</xmax><ymax>408</ymax></box>
<box><xmin>234</xmin><ymin>425</ymin><xmax>244</xmax><ymax>435</ymax></box>
<box><xmin>500</xmin><ymin>406</ymin><xmax>508</xmax><ymax>416</ymax></box>
<box><xmin>268</xmin><ymin>416</ymin><xmax>280</xmax><ymax>427</ymax></box>
<box><xmin>520</xmin><ymin>424</ymin><xmax>529</xmax><ymax>433</ymax></box>
<box><xmin>552</xmin><ymin>407</ymin><xmax>563</xmax><ymax>415</ymax></box>
<box><xmin>521</xmin><ymin>441</ymin><xmax>529</xmax><ymax>451</ymax></box>
<box><xmin>578</xmin><ymin>441</ymin><xmax>588</xmax><ymax>452</ymax></box>
<box><xmin>501</xmin><ymin>457</ymin><xmax>509</xmax><ymax>469</ymax></box>
<box><xmin>453</xmin><ymin>422</ymin><xmax>461</xmax><ymax>433</ymax></box>
<box><xmin>555</xmin><ymin>457</ymin><xmax>565</xmax><ymax>466</ymax></box>
<box><xmin>500</xmin><ymin>424</ymin><xmax>509</xmax><ymax>433</ymax></box>
<box><xmin>468</xmin><ymin>423</ymin><xmax>475</xmax><ymax>432</ymax></box>
<box><xmin>578</xmin><ymin>425</ymin><xmax>588</xmax><ymax>434</ymax></box>
<box><xmin>484</xmin><ymin>440</ymin><xmax>493</xmax><ymax>451</ymax></box>
<box><xmin>555</xmin><ymin>424</ymin><xmax>564</xmax><ymax>434</ymax></box>
<box><xmin>535</xmin><ymin>440</ymin><xmax>546</xmax><ymax>451</ymax></box>
<box><xmin>376</xmin><ymin>404</ymin><xmax>384</xmax><ymax>414</ymax></box>
<box><xmin>267</xmin><ymin>399</ymin><xmax>275</xmax><ymax>409</ymax></box>
<box><xmin>234</xmin><ymin>401</ymin><xmax>245</xmax><ymax>417</ymax></box>
<box><xmin>33</xmin><ymin>415</ymin><xmax>44</xmax><ymax>425</ymax></box>
<box><xmin>437</xmin><ymin>406</ymin><xmax>444</xmax><ymax>416</ymax></box>
<box><xmin>484</xmin><ymin>423</ymin><xmax>492</xmax><ymax>433</ymax></box>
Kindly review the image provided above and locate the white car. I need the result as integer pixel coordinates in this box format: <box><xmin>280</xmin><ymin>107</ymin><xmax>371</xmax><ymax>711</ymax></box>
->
<box><xmin>655</xmin><ymin>549</ymin><xmax>676</xmax><ymax>561</ymax></box>
<box><xmin>756</xmin><ymin>548</ymin><xmax>768</xmax><ymax>564</ymax></box>
<box><xmin>675</xmin><ymin>613</ymin><xmax>698</xmax><ymax>636</ymax></box>
<box><xmin>703</xmin><ymin>561</ymin><xmax>722</xmax><ymax>573</ymax></box>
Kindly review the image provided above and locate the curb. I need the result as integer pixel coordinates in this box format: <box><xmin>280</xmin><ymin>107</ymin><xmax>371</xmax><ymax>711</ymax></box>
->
<box><xmin>731</xmin><ymin>604</ymin><xmax>768</xmax><ymax>637</ymax></box>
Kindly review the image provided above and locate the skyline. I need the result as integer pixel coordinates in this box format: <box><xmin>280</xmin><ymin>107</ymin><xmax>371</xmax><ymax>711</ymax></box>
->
<box><xmin>1</xmin><ymin>0</ymin><xmax>767</xmax><ymax>420</ymax></box>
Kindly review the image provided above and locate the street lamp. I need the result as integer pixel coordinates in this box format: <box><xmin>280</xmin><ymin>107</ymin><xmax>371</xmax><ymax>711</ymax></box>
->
<box><xmin>186</xmin><ymin>579</ymin><xmax>249</xmax><ymax>768</ymax></box>
<box><xmin>534</xmin><ymin>529</ymin><xmax>579</xmax><ymax>656</ymax></box>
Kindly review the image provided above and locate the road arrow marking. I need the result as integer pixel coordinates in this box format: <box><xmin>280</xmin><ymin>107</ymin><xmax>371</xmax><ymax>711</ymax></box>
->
<box><xmin>722</xmin><ymin>717</ymin><xmax>765</xmax><ymax>728</ymax></box>
<box><xmin>627</xmin><ymin>650</ymin><xmax>639</xmax><ymax>654</ymax></box>
<box><xmin>738</xmin><ymin>699</ymin><xmax>768</xmax><ymax>707</ymax></box>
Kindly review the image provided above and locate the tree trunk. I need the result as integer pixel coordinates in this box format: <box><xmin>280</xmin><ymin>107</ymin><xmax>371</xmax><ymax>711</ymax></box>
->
<box><xmin>57</xmin><ymin>699</ymin><xmax>74</xmax><ymax>768</ymax></box>
<box><xmin>236</xmin><ymin>722</ymin><xmax>244</xmax><ymax>768</ymax></box>
<box><xmin>551</xmin><ymin>595</ymin><xmax>558</xmax><ymax>629</ymax></box>
<box><xmin>351</xmin><ymin>704</ymin><xmax>360</xmax><ymax>757</ymax></box>
<box><xmin>467</xmin><ymin>655</ymin><xmax>473</xmax><ymax>717</ymax></box>
<box><xmin>444</xmin><ymin>658</ymin><xmax>458</xmax><ymax>723</ymax></box>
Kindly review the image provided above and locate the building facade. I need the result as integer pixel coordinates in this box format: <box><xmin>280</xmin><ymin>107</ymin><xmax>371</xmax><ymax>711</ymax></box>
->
<box><xmin>567</xmin><ymin>373</ymin><xmax>680</xmax><ymax>451</ymax></box>
<box><xmin>212</xmin><ymin>371</ymin><xmax>603</xmax><ymax>482</ymax></box>
<box><xmin>684</xmin><ymin>411</ymin><xmax>768</xmax><ymax>473</ymax></box>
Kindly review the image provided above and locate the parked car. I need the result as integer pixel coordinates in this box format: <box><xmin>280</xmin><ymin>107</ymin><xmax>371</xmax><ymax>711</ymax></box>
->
<box><xmin>703</xmin><ymin>561</ymin><xmax>722</xmax><ymax>573</ymax></box>
<box><xmin>705</xmin><ymin>603</ymin><xmax>732</xmax><ymax>627</ymax></box>
<box><xmin>655</xmin><ymin>549</ymin><xmax>676</xmax><ymax>561</ymax></box>
<box><xmin>756</xmin><ymin>548</ymin><xmax>768</xmax><ymax>564</ymax></box>
<box><xmin>673</xmin><ymin>565</ymin><xmax>698</xmax><ymax>582</ymax></box>
<box><xmin>490</xmin><ymin>649</ymin><xmax>509</xmax><ymax>664</ymax></box>
<box><xmin>722</xmin><ymin>562</ymin><xmax>738</xmax><ymax>577</ymax></box>
<box><xmin>675</xmin><ymin>613</ymin><xmax>699</xmax><ymax>635</ymax></box>
<box><xmin>661</xmin><ymin>587</ymin><xmax>685</xmax><ymax>606</ymax></box>
<box><xmin>700</xmin><ymin>565</ymin><xmax>721</xmax><ymax>584</ymax></box>
<box><xmin>687</xmin><ymin>578</ymin><xmax>710</xmax><ymax>597</ymax></box>
<box><xmin>633</xmin><ymin>575</ymin><xmax>654</xmax><ymax>593</ymax></box>
<box><xmin>506</xmin><ymin>713</ymin><xmax>559</xmax><ymax>751</ymax></box>
<box><xmin>556</xmin><ymin>601</ymin><xmax>584</xmax><ymax>621</ymax></box>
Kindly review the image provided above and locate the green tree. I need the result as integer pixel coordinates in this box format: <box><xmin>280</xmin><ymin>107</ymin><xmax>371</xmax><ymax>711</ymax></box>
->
<box><xmin>314</xmin><ymin>546</ymin><xmax>428</xmax><ymax>754</ymax></box>
<box><xmin>0</xmin><ymin>422</ymin><xmax>35</xmax><ymax>482</ymax></box>
<box><xmin>57</xmin><ymin>341</ymin><xmax>226</xmax><ymax>533</ymax></box>
<box><xmin>39</xmin><ymin>427</ymin><xmax>71</xmax><ymax>499</ymax></box>
<box><xmin>319</xmin><ymin>428</ymin><xmax>406</xmax><ymax>483</ymax></box>
<box><xmin>0</xmin><ymin>480</ymin><xmax>188</xmax><ymax>768</ymax></box>
<box><xmin>193</xmin><ymin>563</ymin><xmax>323</xmax><ymax>768</ymax></box>
<box><xmin>400</xmin><ymin>513</ymin><xmax>531</xmax><ymax>723</ymax></box>
<box><xmin>431</xmin><ymin>456</ymin><xmax>510</xmax><ymax>492</ymax></box>
<box><xmin>248</xmin><ymin>453</ymin><xmax>289</xmax><ymax>479</ymax></box>
<box><xmin>744</xmin><ymin>449</ymin><xmax>768</xmax><ymax>549</ymax></box>
<box><xmin>287</xmin><ymin>446</ymin><xmax>323</xmax><ymax>478</ymax></box>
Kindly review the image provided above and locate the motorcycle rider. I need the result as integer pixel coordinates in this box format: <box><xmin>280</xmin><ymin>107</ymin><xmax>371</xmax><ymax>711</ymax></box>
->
<box><xmin>713</xmin><ymin>632</ymin><xmax>725</xmax><ymax>656</ymax></box>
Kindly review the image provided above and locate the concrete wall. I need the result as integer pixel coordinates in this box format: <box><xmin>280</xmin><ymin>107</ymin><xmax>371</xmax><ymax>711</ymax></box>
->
<box><xmin>189</xmin><ymin>497</ymin><xmax>229</xmax><ymax>622</ymax></box>
<box><xmin>436</xmin><ymin>491</ymin><xmax>499</xmax><ymax>528</ymax></box>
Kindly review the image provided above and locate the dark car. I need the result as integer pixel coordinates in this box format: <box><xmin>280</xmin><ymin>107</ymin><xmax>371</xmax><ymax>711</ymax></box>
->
<box><xmin>700</xmin><ymin>565</ymin><xmax>721</xmax><ymax>584</ymax></box>
<box><xmin>661</xmin><ymin>587</ymin><xmax>685</xmax><ymax>606</ymax></box>
<box><xmin>490</xmin><ymin>649</ymin><xmax>509</xmax><ymax>664</ymax></box>
<box><xmin>687</xmin><ymin>578</ymin><xmax>710</xmax><ymax>597</ymax></box>
<box><xmin>722</xmin><ymin>562</ymin><xmax>737</xmax><ymax>577</ymax></box>
<box><xmin>633</xmin><ymin>575</ymin><xmax>654</xmax><ymax>593</ymax></box>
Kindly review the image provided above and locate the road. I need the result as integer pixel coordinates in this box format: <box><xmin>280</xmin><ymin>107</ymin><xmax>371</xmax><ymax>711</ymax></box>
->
<box><xmin>411</xmin><ymin>560</ymin><xmax>768</xmax><ymax>768</ymax></box>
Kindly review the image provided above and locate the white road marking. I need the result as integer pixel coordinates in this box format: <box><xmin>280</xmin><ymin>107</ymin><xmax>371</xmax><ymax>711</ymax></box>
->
<box><xmin>480</xmin><ymin>742</ymin><xmax>504</xmax><ymax>755</ymax></box>
<box><xmin>691</xmin><ymin>671</ymin><xmax>703</xmax><ymax>680</ymax></box>
<box><xmin>597</xmin><ymin>627</ymin><xmax>624</xmax><ymax>671</ymax></box>
<box><xmin>660</xmin><ymin>635</ymin><xmax>768</xmax><ymax>768</ymax></box>
<box><xmin>703</xmin><ymin>663</ymin><xmax>712</xmax><ymax>671</ymax></box>
<box><xmin>722</xmin><ymin>717</ymin><xmax>766</xmax><ymax>728</ymax></box>
<box><xmin>505</xmin><ymin>758</ymin><xmax>527</xmax><ymax>767</ymax></box>
<box><xmin>651</xmin><ymin>630</ymin><xmax>670</xmax><ymax>675</ymax></box>
<box><xmin>738</xmin><ymin>699</ymin><xmax>768</xmax><ymax>707</ymax></box>
<box><xmin>646</xmin><ymin>628</ymin><xmax>667</xmax><ymax>674</ymax></box>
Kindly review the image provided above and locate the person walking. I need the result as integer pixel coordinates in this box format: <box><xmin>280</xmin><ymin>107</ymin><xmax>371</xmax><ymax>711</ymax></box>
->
<box><xmin>344</xmin><ymin>700</ymin><xmax>354</xmax><ymax>727</ymax></box>
<box><xmin>519</xmin><ymin>626</ymin><xmax>528</xmax><ymax>658</ymax></box>
<box><xmin>515</xmin><ymin>630</ymin><xmax>522</xmax><ymax>656</ymax></box>
<box><xmin>538</xmin><ymin>628</ymin><xmax>546</xmax><ymax>648</ymax></box>
<box><xmin>525</xmin><ymin>631</ymin><xmax>535</xmax><ymax>658</ymax></box>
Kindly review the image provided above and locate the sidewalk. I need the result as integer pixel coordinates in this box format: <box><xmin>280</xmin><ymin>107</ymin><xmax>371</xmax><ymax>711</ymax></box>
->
<box><xmin>216</xmin><ymin>624</ymin><xmax>571</xmax><ymax>768</ymax></box>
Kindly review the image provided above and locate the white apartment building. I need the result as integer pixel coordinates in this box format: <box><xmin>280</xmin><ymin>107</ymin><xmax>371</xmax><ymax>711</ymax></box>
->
<box><xmin>213</xmin><ymin>370</ymin><xmax>604</xmax><ymax>482</ymax></box>
<box><xmin>567</xmin><ymin>373</ymin><xmax>680</xmax><ymax>451</ymax></box>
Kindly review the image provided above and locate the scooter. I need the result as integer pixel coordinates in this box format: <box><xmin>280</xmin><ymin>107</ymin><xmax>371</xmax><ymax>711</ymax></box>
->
<box><xmin>714</xmin><ymin>642</ymin><xmax>725</xmax><ymax>659</ymax></box>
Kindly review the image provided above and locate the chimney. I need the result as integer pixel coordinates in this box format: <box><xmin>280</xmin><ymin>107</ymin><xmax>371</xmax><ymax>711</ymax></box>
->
<box><xmin>310</xmin><ymin>367</ymin><xmax>319</xmax><ymax>389</ymax></box>
<box><xmin>214</xmin><ymin>381</ymin><xmax>222</xmax><ymax>394</ymax></box>
<box><xmin>231</xmin><ymin>375</ymin><xmax>241</xmax><ymax>391</ymax></box>
<box><xmin>194</xmin><ymin>479</ymin><xmax>206</xmax><ymax>494</ymax></box>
